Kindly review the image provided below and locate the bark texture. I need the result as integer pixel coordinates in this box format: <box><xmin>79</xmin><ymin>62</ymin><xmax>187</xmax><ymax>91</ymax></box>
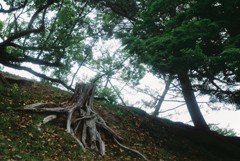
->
<box><xmin>178</xmin><ymin>72</ymin><xmax>209</xmax><ymax>130</ymax></box>
<box><xmin>18</xmin><ymin>83</ymin><xmax>147</xmax><ymax>159</ymax></box>
<box><xmin>67</xmin><ymin>83</ymin><xmax>106</xmax><ymax>154</ymax></box>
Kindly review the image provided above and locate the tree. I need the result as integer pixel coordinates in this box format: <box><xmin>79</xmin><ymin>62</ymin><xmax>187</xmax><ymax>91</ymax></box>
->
<box><xmin>152</xmin><ymin>74</ymin><xmax>173</xmax><ymax>116</ymax></box>
<box><xmin>0</xmin><ymin>1</ymin><xmax>148</xmax><ymax>158</ymax></box>
<box><xmin>89</xmin><ymin>41</ymin><xmax>145</xmax><ymax>105</ymax></box>
<box><xmin>98</xmin><ymin>0</ymin><xmax>240</xmax><ymax>130</ymax></box>
<box><xmin>17</xmin><ymin>83</ymin><xmax>147</xmax><ymax>159</ymax></box>
<box><xmin>0</xmin><ymin>0</ymin><xmax>95</xmax><ymax>90</ymax></box>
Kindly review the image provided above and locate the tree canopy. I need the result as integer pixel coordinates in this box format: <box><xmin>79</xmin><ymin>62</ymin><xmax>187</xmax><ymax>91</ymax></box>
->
<box><xmin>0</xmin><ymin>0</ymin><xmax>95</xmax><ymax>90</ymax></box>
<box><xmin>116</xmin><ymin>0</ymin><xmax>240</xmax><ymax>104</ymax></box>
<box><xmin>106</xmin><ymin>0</ymin><xmax>240</xmax><ymax>129</ymax></box>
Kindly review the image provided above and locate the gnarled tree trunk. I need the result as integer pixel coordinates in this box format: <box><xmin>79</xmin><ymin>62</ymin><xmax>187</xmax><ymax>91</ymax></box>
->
<box><xmin>67</xmin><ymin>83</ymin><xmax>106</xmax><ymax>154</ymax></box>
<box><xmin>18</xmin><ymin>83</ymin><xmax>147</xmax><ymax>160</ymax></box>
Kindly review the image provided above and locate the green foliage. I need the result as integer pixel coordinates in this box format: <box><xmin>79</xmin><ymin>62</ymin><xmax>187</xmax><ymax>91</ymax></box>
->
<box><xmin>0</xmin><ymin>83</ymin><xmax>7</xmax><ymax>96</ymax></box>
<box><xmin>0</xmin><ymin>106</ymin><xmax>13</xmax><ymax>113</ymax></box>
<box><xmin>122</xmin><ymin>9</ymin><xmax>221</xmax><ymax>74</ymax></box>
<box><xmin>0</xmin><ymin>83</ymin><xmax>27</xmax><ymax>107</ymax></box>
<box><xmin>9</xmin><ymin>84</ymin><xmax>25</xmax><ymax>102</ymax></box>
<box><xmin>5</xmin><ymin>46</ymin><xmax>24</xmax><ymax>57</ymax></box>
<box><xmin>57</xmin><ymin>4</ymin><xmax>75</xmax><ymax>26</ymax></box>
<box><xmin>0</xmin><ymin>0</ymin><xmax>96</xmax><ymax>88</ymax></box>
<box><xmin>99</xmin><ymin>102</ymin><xmax>125</xmax><ymax>117</ymax></box>
<box><xmin>209</xmin><ymin>124</ymin><xmax>237</xmax><ymax>136</ymax></box>
<box><xmin>115</xmin><ymin>0</ymin><xmax>240</xmax><ymax>106</ymax></box>
<box><xmin>0</xmin><ymin>20</ymin><xmax>3</xmax><ymax>31</ymax></box>
<box><xmin>102</xmin><ymin>13</ymin><xmax>122</xmax><ymax>37</ymax></box>
<box><xmin>89</xmin><ymin>45</ymin><xmax>146</xmax><ymax>105</ymax></box>
<box><xmin>120</xmin><ymin>58</ymin><xmax>146</xmax><ymax>86</ymax></box>
<box><xmin>96</xmin><ymin>87</ymin><xmax>118</xmax><ymax>104</ymax></box>
<box><xmin>34</xmin><ymin>0</ymin><xmax>46</xmax><ymax>8</ymax></box>
<box><xmin>127</xmin><ymin>106</ymin><xmax>148</xmax><ymax>117</ymax></box>
<box><xmin>219</xmin><ymin>48</ymin><xmax>240</xmax><ymax>80</ymax></box>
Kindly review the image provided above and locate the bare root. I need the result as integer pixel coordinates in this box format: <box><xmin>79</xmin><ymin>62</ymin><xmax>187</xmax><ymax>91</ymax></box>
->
<box><xmin>17</xmin><ymin>83</ymin><xmax>147</xmax><ymax>160</ymax></box>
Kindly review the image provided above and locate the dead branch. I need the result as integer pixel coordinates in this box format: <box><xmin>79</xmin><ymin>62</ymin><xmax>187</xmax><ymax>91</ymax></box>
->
<box><xmin>37</xmin><ymin>114</ymin><xmax>57</xmax><ymax>131</ymax></box>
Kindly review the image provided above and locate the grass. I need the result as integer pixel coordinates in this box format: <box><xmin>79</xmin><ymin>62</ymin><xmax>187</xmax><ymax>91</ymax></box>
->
<box><xmin>0</xmin><ymin>110</ymin><xmax>103</xmax><ymax>160</ymax></box>
<box><xmin>1</xmin><ymin>72</ymin><xmax>240</xmax><ymax>161</ymax></box>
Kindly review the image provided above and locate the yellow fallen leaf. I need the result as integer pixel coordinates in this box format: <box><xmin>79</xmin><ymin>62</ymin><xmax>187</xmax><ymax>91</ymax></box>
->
<box><xmin>28</xmin><ymin>132</ymin><xmax>33</xmax><ymax>138</ymax></box>
<box><xmin>20</xmin><ymin>125</ymin><xmax>27</xmax><ymax>128</ymax></box>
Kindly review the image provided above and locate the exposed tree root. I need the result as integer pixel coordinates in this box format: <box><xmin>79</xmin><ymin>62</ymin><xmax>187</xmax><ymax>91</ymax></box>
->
<box><xmin>17</xmin><ymin>83</ymin><xmax>147</xmax><ymax>160</ymax></box>
<box><xmin>113</xmin><ymin>138</ymin><xmax>147</xmax><ymax>160</ymax></box>
<box><xmin>37</xmin><ymin>114</ymin><xmax>57</xmax><ymax>131</ymax></box>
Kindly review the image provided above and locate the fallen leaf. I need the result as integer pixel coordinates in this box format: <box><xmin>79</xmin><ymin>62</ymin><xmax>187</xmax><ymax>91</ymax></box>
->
<box><xmin>28</xmin><ymin>132</ymin><xmax>33</xmax><ymax>138</ymax></box>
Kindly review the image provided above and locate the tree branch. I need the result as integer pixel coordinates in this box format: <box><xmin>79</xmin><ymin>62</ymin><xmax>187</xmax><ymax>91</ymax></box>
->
<box><xmin>159</xmin><ymin>103</ymin><xmax>185</xmax><ymax>113</ymax></box>
<box><xmin>0</xmin><ymin>0</ymin><xmax>56</xmax><ymax>47</ymax></box>
<box><xmin>0</xmin><ymin>0</ymin><xmax>28</xmax><ymax>13</ymax></box>
<box><xmin>0</xmin><ymin>26</ymin><xmax>45</xmax><ymax>47</ymax></box>
<box><xmin>1</xmin><ymin>62</ymin><xmax>74</xmax><ymax>91</ymax></box>
<box><xmin>70</xmin><ymin>52</ymin><xmax>91</xmax><ymax>87</ymax></box>
<box><xmin>109</xmin><ymin>80</ymin><xmax>126</xmax><ymax>106</ymax></box>
<box><xmin>2</xmin><ymin>52</ymin><xmax>61</xmax><ymax>67</ymax></box>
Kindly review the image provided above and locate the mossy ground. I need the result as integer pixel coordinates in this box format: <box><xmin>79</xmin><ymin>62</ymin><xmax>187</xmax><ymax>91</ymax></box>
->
<box><xmin>1</xmin><ymin>72</ymin><xmax>240</xmax><ymax>161</ymax></box>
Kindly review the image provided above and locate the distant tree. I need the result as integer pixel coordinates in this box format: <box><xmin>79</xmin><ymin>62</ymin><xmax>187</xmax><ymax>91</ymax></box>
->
<box><xmin>130</xmin><ymin>74</ymin><xmax>176</xmax><ymax>116</ymax></box>
<box><xmin>95</xmin><ymin>0</ymin><xmax>240</xmax><ymax>130</ymax></box>
<box><xmin>89</xmin><ymin>45</ymin><xmax>145</xmax><ymax>105</ymax></box>
<box><xmin>152</xmin><ymin>74</ymin><xmax>173</xmax><ymax>116</ymax></box>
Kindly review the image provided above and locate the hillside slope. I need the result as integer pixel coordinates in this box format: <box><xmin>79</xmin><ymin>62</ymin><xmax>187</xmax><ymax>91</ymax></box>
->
<box><xmin>1</xmin><ymin>72</ymin><xmax>240</xmax><ymax>161</ymax></box>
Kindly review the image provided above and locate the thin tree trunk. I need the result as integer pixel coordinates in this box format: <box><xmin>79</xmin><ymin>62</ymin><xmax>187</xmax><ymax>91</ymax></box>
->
<box><xmin>152</xmin><ymin>76</ymin><xmax>172</xmax><ymax>117</ymax></box>
<box><xmin>178</xmin><ymin>72</ymin><xmax>209</xmax><ymax>130</ymax></box>
<box><xmin>109</xmin><ymin>80</ymin><xmax>126</xmax><ymax>106</ymax></box>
